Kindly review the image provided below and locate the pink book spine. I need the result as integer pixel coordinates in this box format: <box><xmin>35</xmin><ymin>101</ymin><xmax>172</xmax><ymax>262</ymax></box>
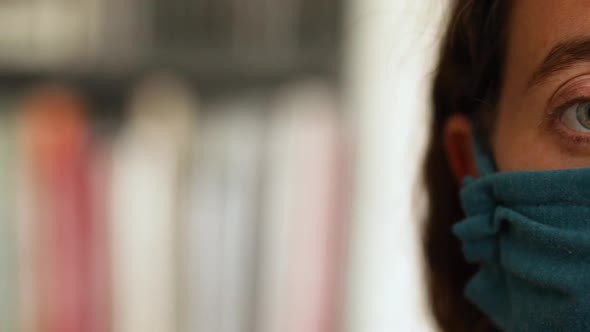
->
<box><xmin>21</xmin><ymin>86</ymin><xmax>94</xmax><ymax>332</ymax></box>
<box><xmin>279</xmin><ymin>82</ymin><xmax>350</xmax><ymax>332</ymax></box>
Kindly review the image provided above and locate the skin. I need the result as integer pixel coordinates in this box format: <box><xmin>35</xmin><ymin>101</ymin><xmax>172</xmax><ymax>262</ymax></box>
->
<box><xmin>446</xmin><ymin>0</ymin><xmax>590</xmax><ymax>178</ymax></box>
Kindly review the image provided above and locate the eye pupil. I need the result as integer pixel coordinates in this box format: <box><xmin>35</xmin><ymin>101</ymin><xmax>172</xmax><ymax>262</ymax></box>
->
<box><xmin>575</xmin><ymin>103</ymin><xmax>590</xmax><ymax>129</ymax></box>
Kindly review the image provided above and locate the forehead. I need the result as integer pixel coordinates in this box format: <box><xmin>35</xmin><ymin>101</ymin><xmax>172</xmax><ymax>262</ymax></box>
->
<box><xmin>506</xmin><ymin>1</ymin><xmax>590</xmax><ymax>84</ymax></box>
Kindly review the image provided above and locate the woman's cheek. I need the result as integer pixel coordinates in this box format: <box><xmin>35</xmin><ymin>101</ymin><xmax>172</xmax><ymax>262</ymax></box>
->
<box><xmin>491</xmin><ymin>104</ymin><xmax>533</xmax><ymax>171</ymax></box>
<box><xmin>492</xmin><ymin>103</ymin><xmax>558</xmax><ymax>172</ymax></box>
<box><xmin>493</xmin><ymin>108</ymin><xmax>590</xmax><ymax>171</ymax></box>
<box><xmin>493</xmin><ymin>128</ymin><xmax>548</xmax><ymax>171</ymax></box>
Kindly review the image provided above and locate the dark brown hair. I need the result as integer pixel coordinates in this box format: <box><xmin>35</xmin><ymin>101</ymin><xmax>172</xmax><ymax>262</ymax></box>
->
<box><xmin>423</xmin><ymin>0</ymin><xmax>512</xmax><ymax>331</ymax></box>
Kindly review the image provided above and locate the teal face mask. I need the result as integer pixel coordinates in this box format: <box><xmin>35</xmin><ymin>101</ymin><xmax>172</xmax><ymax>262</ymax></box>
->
<box><xmin>452</xmin><ymin>135</ymin><xmax>590</xmax><ymax>331</ymax></box>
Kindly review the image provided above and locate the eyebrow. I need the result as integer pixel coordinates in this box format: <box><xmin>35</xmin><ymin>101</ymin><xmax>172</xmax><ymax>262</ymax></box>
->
<box><xmin>527</xmin><ymin>37</ymin><xmax>590</xmax><ymax>91</ymax></box>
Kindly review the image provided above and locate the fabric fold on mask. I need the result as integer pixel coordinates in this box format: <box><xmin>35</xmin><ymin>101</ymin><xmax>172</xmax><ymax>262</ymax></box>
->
<box><xmin>453</xmin><ymin>168</ymin><xmax>590</xmax><ymax>332</ymax></box>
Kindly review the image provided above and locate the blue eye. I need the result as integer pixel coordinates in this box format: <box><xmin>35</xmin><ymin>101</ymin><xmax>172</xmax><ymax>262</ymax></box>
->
<box><xmin>560</xmin><ymin>102</ymin><xmax>590</xmax><ymax>132</ymax></box>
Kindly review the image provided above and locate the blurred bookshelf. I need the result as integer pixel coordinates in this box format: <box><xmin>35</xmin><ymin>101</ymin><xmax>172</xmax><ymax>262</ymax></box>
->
<box><xmin>0</xmin><ymin>2</ymin><xmax>353</xmax><ymax>331</ymax></box>
<box><xmin>0</xmin><ymin>0</ymin><xmax>342</xmax><ymax>98</ymax></box>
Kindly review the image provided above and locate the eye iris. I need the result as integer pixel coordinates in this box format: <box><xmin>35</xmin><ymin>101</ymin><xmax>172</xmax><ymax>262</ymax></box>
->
<box><xmin>576</xmin><ymin>103</ymin><xmax>590</xmax><ymax>129</ymax></box>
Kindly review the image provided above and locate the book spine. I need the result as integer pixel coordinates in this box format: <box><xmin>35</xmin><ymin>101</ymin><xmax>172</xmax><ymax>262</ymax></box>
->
<box><xmin>19</xmin><ymin>86</ymin><xmax>93</xmax><ymax>332</ymax></box>
<box><xmin>111</xmin><ymin>73</ymin><xmax>195</xmax><ymax>332</ymax></box>
<box><xmin>258</xmin><ymin>81</ymin><xmax>347</xmax><ymax>332</ymax></box>
<box><xmin>0</xmin><ymin>102</ymin><xmax>18</xmax><ymax>332</ymax></box>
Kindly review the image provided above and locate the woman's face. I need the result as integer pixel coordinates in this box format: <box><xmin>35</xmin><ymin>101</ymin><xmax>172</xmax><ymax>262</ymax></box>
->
<box><xmin>493</xmin><ymin>0</ymin><xmax>590</xmax><ymax>171</ymax></box>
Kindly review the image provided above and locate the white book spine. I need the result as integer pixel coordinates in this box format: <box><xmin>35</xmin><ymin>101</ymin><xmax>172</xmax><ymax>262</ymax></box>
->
<box><xmin>219</xmin><ymin>100</ymin><xmax>265</xmax><ymax>332</ymax></box>
<box><xmin>257</xmin><ymin>86</ymin><xmax>301</xmax><ymax>332</ymax></box>
<box><xmin>184</xmin><ymin>112</ymin><xmax>226</xmax><ymax>332</ymax></box>
<box><xmin>111</xmin><ymin>73</ymin><xmax>196</xmax><ymax>332</ymax></box>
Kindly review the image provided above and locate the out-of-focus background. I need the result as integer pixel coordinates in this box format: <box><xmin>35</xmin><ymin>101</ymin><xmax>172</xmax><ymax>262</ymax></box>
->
<box><xmin>0</xmin><ymin>0</ymin><xmax>448</xmax><ymax>331</ymax></box>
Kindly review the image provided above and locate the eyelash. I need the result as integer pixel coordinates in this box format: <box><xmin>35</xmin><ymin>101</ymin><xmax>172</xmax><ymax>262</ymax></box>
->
<box><xmin>547</xmin><ymin>97</ymin><xmax>590</xmax><ymax>145</ymax></box>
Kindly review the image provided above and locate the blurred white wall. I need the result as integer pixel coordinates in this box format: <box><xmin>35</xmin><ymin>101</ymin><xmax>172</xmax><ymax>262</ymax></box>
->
<box><xmin>342</xmin><ymin>0</ymin><xmax>448</xmax><ymax>331</ymax></box>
